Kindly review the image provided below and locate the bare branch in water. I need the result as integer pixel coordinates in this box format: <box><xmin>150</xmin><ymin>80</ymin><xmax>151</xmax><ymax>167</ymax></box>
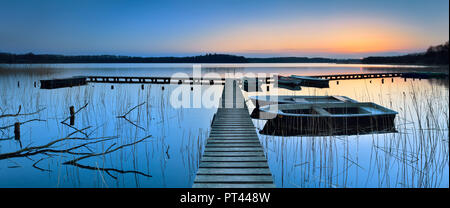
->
<box><xmin>32</xmin><ymin>157</ymin><xmax>52</xmax><ymax>172</ymax></box>
<box><xmin>117</xmin><ymin>102</ymin><xmax>146</xmax><ymax>130</ymax></box>
<box><xmin>66</xmin><ymin>162</ymin><xmax>152</xmax><ymax>179</ymax></box>
<box><xmin>61</xmin><ymin>123</ymin><xmax>91</xmax><ymax>138</ymax></box>
<box><xmin>117</xmin><ymin>102</ymin><xmax>146</xmax><ymax>118</ymax></box>
<box><xmin>122</xmin><ymin>117</ymin><xmax>146</xmax><ymax>131</ymax></box>
<box><xmin>63</xmin><ymin>135</ymin><xmax>152</xmax><ymax>179</ymax></box>
<box><xmin>0</xmin><ymin>119</ymin><xmax>46</xmax><ymax>130</ymax></box>
<box><xmin>0</xmin><ymin>106</ymin><xmax>46</xmax><ymax>119</ymax></box>
<box><xmin>63</xmin><ymin>135</ymin><xmax>151</xmax><ymax>164</ymax></box>
<box><xmin>60</xmin><ymin>102</ymin><xmax>89</xmax><ymax>124</ymax></box>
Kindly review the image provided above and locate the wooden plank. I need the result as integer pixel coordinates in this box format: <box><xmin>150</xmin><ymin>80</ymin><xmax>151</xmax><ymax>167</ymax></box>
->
<box><xmin>201</xmin><ymin>157</ymin><xmax>268</xmax><ymax>162</ymax></box>
<box><xmin>195</xmin><ymin>175</ymin><xmax>274</xmax><ymax>183</ymax></box>
<box><xmin>209</xmin><ymin>132</ymin><xmax>257</xmax><ymax>135</ymax></box>
<box><xmin>196</xmin><ymin>168</ymin><xmax>272</xmax><ymax>175</ymax></box>
<box><xmin>203</xmin><ymin>152</ymin><xmax>266</xmax><ymax>157</ymax></box>
<box><xmin>199</xmin><ymin>162</ymin><xmax>269</xmax><ymax>168</ymax></box>
<box><xmin>208</xmin><ymin>140</ymin><xmax>261</xmax><ymax>143</ymax></box>
<box><xmin>204</xmin><ymin>147</ymin><xmax>264</xmax><ymax>152</ymax></box>
<box><xmin>193</xmin><ymin>183</ymin><xmax>276</xmax><ymax>188</ymax></box>
<box><xmin>212</xmin><ymin>124</ymin><xmax>255</xmax><ymax>126</ymax></box>
<box><xmin>209</xmin><ymin>136</ymin><xmax>258</xmax><ymax>139</ymax></box>
<box><xmin>205</xmin><ymin>143</ymin><xmax>262</xmax><ymax>148</ymax></box>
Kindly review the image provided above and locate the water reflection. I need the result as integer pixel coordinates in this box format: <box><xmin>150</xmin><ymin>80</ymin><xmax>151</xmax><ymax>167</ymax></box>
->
<box><xmin>0</xmin><ymin>69</ymin><xmax>221</xmax><ymax>187</ymax></box>
<box><xmin>244</xmin><ymin>76</ymin><xmax>448</xmax><ymax>188</ymax></box>
<box><xmin>0</xmin><ymin>63</ymin><xmax>448</xmax><ymax>188</ymax></box>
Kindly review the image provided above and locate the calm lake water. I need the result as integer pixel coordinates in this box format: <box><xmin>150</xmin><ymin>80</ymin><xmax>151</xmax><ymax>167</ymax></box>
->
<box><xmin>0</xmin><ymin>63</ymin><xmax>448</xmax><ymax>188</ymax></box>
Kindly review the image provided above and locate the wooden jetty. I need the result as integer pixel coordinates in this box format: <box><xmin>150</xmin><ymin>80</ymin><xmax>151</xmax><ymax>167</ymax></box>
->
<box><xmin>86</xmin><ymin>76</ymin><xmax>227</xmax><ymax>85</ymax></box>
<box><xmin>310</xmin><ymin>72</ymin><xmax>448</xmax><ymax>81</ymax></box>
<box><xmin>193</xmin><ymin>79</ymin><xmax>275</xmax><ymax>188</ymax></box>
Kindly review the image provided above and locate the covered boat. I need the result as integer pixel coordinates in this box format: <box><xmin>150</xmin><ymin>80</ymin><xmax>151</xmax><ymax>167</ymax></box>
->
<box><xmin>275</xmin><ymin>75</ymin><xmax>302</xmax><ymax>90</ymax></box>
<box><xmin>289</xmin><ymin>75</ymin><xmax>330</xmax><ymax>88</ymax></box>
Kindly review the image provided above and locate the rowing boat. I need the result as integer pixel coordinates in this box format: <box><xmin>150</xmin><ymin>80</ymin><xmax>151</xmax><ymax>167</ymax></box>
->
<box><xmin>259</xmin><ymin>102</ymin><xmax>398</xmax><ymax>136</ymax></box>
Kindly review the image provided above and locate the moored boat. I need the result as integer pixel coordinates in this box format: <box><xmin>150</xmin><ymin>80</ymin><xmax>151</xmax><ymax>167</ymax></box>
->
<box><xmin>249</xmin><ymin>95</ymin><xmax>357</xmax><ymax>107</ymax></box>
<box><xmin>259</xmin><ymin>102</ymin><xmax>398</xmax><ymax>136</ymax></box>
<box><xmin>275</xmin><ymin>75</ymin><xmax>302</xmax><ymax>89</ymax></box>
<box><xmin>289</xmin><ymin>75</ymin><xmax>330</xmax><ymax>88</ymax></box>
<box><xmin>249</xmin><ymin>95</ymin><xmax>358</xmax><ymax>119</ymax></box>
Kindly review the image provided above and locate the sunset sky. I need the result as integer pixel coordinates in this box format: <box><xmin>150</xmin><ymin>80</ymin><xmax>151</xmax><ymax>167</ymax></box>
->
<box><xmin>0</xmin><ymin>0</ymin><xmax>448</xmax><ymax>58</ymax></box>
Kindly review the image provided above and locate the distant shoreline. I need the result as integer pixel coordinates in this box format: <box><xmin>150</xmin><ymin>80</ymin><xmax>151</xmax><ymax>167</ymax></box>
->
<box><xmin>0</xmin><ymin>42</ymin><xmax>448</xmax><ymax>65</ymax></box>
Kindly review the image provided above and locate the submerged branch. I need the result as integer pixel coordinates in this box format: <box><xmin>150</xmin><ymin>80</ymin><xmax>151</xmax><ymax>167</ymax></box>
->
<box><xmin>117</xmin><ymin>102</ymin><xmax>146</xmax><ymax>118</ymax></box>
<box><xmin>117</xmin><ymin>102</ymin><xmax>146</xmax><ymax>130</ymax></box>
<box><xmin>0</xmin><ymin>106</ymin><xmax>46</xmax><ymax>119</ymax></box>
<box><xmin>0</xmin><ymin>135</ymin><xmax>116</xmax><ymax>160</ymax></box>
<box><xmin>62</xmin><ymin>135</ymin><xmax>152</xmax><ymax>179</ymax></box>
<box><xmin>63</xmin><ymin>135</ymin><xmax>151</xmax><ymax>164</ymax></box>
<box><xmin>66</xmin><ymin>162</ymin><xmax>152</xmax><ymax>179</ymax></box>
<box><xmin>0</xmin><ymin>119</ymin><xmax>46</xmax><ymax>130</ymax></box>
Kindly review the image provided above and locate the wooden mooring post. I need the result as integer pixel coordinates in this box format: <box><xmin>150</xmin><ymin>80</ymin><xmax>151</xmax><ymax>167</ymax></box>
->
<box><xmin>14</xmin><ymin>122</ymin><xmax>20</xmax><ymax>140</ymax></box>
<box><xmin>70</xmin><ymin>106</ymin><xmax>75</xmax><ymax>125</ymax></box>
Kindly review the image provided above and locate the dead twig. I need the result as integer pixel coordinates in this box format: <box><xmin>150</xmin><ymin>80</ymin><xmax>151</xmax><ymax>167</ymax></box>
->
<box><xmin>0</xmin><ymin>106</ymin><xmax>46</xmax><ymax>119</ymax></box>
<box><xmin>117</xmin><ymin>102</ymin><xmax>146</xmax><ymax>130</ymax></box>
<box><xmin>63</xmin><ymin>135</ymin><xmax>151</xmax><ymax>164</ymax></box>
<box><xmin>0</xmin><ymin>119</ymin><xmax>46</xmax><ymax>130</ymax></box>
<box><xmin>117</xmin><ymin>102</ymin><xmax>146</xmax><ymax>118</ymax></box>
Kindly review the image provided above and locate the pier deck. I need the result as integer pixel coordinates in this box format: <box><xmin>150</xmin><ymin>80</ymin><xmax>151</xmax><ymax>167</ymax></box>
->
<box><xmin>193</xmin><ymin>79</ymin><xmax>275</xmax><ymax>188</ymax></box>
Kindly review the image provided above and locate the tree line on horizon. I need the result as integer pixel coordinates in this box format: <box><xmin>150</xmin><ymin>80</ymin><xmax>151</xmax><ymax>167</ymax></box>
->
<box><xmin>0</xmin><ymin>42</ymin><xmax>448</xmax><ymax>65</ymax></box>
<box><xmin>362</xmin><ymin>41</ymin><xmax>449</xmax><ymax>65</ymax></box>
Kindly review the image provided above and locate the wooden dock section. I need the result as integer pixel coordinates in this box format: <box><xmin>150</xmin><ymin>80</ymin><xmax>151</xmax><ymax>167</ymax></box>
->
<box><xmin>309</xmin><ymin>72</ymin><xmax>448</xmax><ymax>80</ymax></box>
<box><xmin>86</xmin><ymin>76</ymin><xmax>227</xmax><ymax>85</ymax></box>
<box><xmin>193</xmin><ymin>79</ymin><xmax>275</xmax><ymax>188</ymax></box>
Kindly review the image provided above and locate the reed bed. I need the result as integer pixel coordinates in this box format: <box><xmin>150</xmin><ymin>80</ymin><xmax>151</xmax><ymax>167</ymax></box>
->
<box><xmin>0</xmin><ymin>71</ymin><xmax>220</xmax><ymax>187</ymax></box>
<box><xmin>245</xmin><ymin>78</ymin><xmax>449</xmax><ymax>188</ymax></box>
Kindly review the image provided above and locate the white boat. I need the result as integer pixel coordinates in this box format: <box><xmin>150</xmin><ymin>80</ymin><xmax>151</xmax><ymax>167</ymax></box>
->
<box><xmin>259</xmin><ymin>102</ymin><xmax>398</xmax><ymax>136</ymax></box>
<box><xmin>249</xmin><ymin>95</ymin><xmax>357</xmax><ymax>107</ymax></box>
<box><xmin>249</xmin><ymin>95</ymin><xmax>358</xmax><ymax>119</ymax></box>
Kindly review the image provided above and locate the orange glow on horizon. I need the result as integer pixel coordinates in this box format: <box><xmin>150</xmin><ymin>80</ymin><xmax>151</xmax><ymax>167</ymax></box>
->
<box><xmin>182</xmin><ymin>17</ymin><xmax>429</xmax><ymax>55</ymax></box>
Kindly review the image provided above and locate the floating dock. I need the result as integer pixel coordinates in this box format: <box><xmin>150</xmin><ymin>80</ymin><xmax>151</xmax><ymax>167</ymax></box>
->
<box><xmin>193</xmin><ymin>79</ymin><xmax>275</xmax><ymax>188</ymax></box>
<box><xmin>40</xmin><ymin>77</ymin><xmax>87</xmax><ymax>89</ymax></box>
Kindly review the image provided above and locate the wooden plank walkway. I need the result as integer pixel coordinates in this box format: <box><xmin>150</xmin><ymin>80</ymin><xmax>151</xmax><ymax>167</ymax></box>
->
<box><xmin>193</xmin><ymin>79</ymin><xmax>275</xmax><ymax>188</ymax></box>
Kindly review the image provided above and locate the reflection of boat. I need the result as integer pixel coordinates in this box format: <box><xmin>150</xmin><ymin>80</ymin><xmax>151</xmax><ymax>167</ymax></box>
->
<box><xmin>290</xmin><ymin>75</ymin><xmax>330</xmax><ymax>88</ymax></box>
<box><xmin>259</xmin><ymin>102</ymin><xmax>397</xmax><ymax>136</ymax></box>
<box><xmin>250</xmin><ymin>95</ymin><xmax>357</xmax><ymax>107</ymax></box>
<box><xmin>275</xmin><ymin>75</ymin><xmax>330</xmax><ymax>90</ymax></box>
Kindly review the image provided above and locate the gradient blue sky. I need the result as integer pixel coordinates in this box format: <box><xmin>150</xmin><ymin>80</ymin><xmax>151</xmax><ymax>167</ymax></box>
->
<box><xmin>0</xmin><ymin>0</ymin><xmax>448</xmax><ymax>58</ymax></box>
